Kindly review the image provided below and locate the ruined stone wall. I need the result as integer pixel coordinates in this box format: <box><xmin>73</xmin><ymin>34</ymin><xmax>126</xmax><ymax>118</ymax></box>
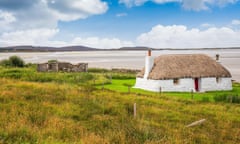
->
<box><xmin>37</xmin><ymin>62</ymin><xmax>88</xmax><ymax>72</ymax></box>
<box><xmin>73</xmin><ymin>63</ymin><xmax>88</xmax><ymax>72</ymax></box>
<box><xmin>37</xmin><ymin>63</ymin><xmax>48</xmax><ymax>72</ymax></box>
<box><xmin>58</xmin><ymin>62</ymin><xmax>73</xmax><ymax>72</ymax></box>
<box><xmin>48</xmin><ymin>62</ymin><xmax>58</xmax><ymax>72</ymax></box>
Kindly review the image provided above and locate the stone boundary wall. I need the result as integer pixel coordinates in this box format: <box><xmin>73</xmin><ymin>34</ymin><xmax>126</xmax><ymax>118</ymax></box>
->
<box><xmin>37</xmin><ymin>62</ymin><xmax>88</xmax><ymax>72</ymax></box>
<box><xmin>112</xmin><ymin>68</ymin><xmax>140</xmax><ymax>73</ymax></box>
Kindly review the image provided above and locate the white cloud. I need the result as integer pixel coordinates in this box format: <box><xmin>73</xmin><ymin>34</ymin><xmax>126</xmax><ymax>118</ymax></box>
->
<box><xmin>200</xmin><ymin>23</ymin><xmax>215</xmax><ymax>28</ymax></box>
<box><xmin>0</xmin><ymin>10</ymin><xmax>16</xmax><ymax>23</ymax></box>
<box><xmin>232</xmin><ymin>19</ymin><xmax>240</xmax><ymax>25</ymax></box>
<box><xmin>119</xmin><ymin>0</ymin><xmax>147</xmax><ymax>7</ymax></box>
<box><xmin>136</xmin><ymin>25</ymin><xmax>240</xmax><ymax>48</ymax></box>
<box><xmin>46</xmin><ymin>0</ymin><xmax>108</xmax><ymax>21</ymax></box>
<box><xmin>116</xmin><ymin>13</ymin><xmax>128</xmax><ymax>17</ymax></box>
<box><xmin>1</xmin><ymin>24</ymin><xmax>240</xmax><ymax>49</ymax></box>
<box><xmin>119</xmin><ymin>0</ymin><xmax>179</xmax><ymax>7</ymax></box>
<box><xmin>182</xmin><ymin>0</ymin><xmax>209</xmax><ymax>11</ymax></box>
<box><xmin>182</xmin><ymin>0</ymin><xmax>238</xmax><ymax>11</ymax></box>
<box><xmin>0</xmin><ymin>10</ymin><xmax>16</xmax><ymax>30</ymax></box>
<box><xmin>0</xmin><ymin>0</ymin><xmax>108</xmax><ymax>31</ymax></box>
<box><xmin>0</xmin><ymin>28</ymin><xmax>60</xmax><ymax>46</ymax></box>
<box><xmin>0</xmin><ymin>29</ymin><xmax>134</xmax><ymax>49</ymax></box>
<box><xmin>71</xmin><ymin>37</ymin><xmax>134</xmax><ymax>49</ymax></box>
<box><xmin>119</xmin><ymin>0</ymin><xmax>239</xmax><ymax>10</ymax></box>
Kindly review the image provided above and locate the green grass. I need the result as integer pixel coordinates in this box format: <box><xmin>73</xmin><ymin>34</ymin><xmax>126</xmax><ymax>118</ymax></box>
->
<box><xmin>0</xmin><ymin>78</ymin><xmax>239</xmax><ymax>143</ymax></box>
<box><xmin>0</xmin><ymin>66</ymin><xmax>240</xmax><ymax>143</ymax></box>
<box><xmin>99</xmin><ymin>79</ymin><xmax>240</xmax><ymax>102</ymax></box>
<box><xmin>1</xmin><ymin>65</ymin><xmax>239</xmax><ymax>103</ymax></box>
<box><xmin>0</xmin><ymin>66</ymin><xmax>96</xmax><ymax>84</ymax></box>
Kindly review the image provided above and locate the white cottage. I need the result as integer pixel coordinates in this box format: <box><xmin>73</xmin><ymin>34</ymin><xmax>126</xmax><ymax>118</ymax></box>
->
<box><xmin>134</xmin><ymin>50</ymin><xmax>232</xmax><ymax>92</ymax></box>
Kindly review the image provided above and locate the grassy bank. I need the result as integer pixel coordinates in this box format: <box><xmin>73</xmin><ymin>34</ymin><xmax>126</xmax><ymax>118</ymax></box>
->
<box><xmin>1</xmin><ymin>66</ymin><xmax>239</xmax><ymax>102</ymax></box>
<box><xmin>0</xmin><ymin>66</ymin><xmax>240</xmax><ymax>143</ymax></box>
<box><xmin>101</xmin><ymin>79</ymin><xmax>240</xmax><ymax>102</ymax></box>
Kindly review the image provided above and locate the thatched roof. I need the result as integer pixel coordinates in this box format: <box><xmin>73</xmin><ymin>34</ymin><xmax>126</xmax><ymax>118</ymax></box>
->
<box><xmin>137</xmin><ymin>54</ymin><xmax>231</xmax><ymax>80</ymax></box>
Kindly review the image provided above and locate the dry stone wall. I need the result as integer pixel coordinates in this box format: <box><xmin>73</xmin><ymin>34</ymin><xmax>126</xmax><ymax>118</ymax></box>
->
<box><xmin>37</xmin><ymin>62</ymin><xmax>88</xmax><ymax>72</ymax></box>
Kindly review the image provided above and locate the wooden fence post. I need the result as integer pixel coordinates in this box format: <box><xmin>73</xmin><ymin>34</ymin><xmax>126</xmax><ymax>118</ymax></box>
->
<box><xmin>191</xmin><ymin>89</ymin><xmax>194</xmax><ymax>99</ymax></box>
<box><xmin>159</xmin><ymin>87</ymin><xmax>162</xmax><ymax>96</ymax></box>
<box><xmin>110</xmin><ymin>67</ymin><xmax>112</xmax><ymax>84</ymax></box>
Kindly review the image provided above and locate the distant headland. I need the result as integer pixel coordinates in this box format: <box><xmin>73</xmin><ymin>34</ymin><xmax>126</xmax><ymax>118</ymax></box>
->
<box><xmin>0</xmin><ymin>45</ymin><xmax>240</xmax><ymax>52</ymax></box>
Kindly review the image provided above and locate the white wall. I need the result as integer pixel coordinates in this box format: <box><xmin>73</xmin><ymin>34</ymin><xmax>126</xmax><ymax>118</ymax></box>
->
<box><xmin>134</xmin><ymin>77</ymin><xmax>232</xmax><ymax>92</ymax></box>
<box><xmin>134</xmin><ymin>78</ymin><xmax>195</xmax><ymax>92</ymax></box>
<box><xmin>143</xmin><ymin>56</ymin><xmax>154</xmax><ymax>79</ymax></box>
<box><xmin>200</xmin><ymin>77</ymin><xmax>232</xmax><ymax>92</ymax></box>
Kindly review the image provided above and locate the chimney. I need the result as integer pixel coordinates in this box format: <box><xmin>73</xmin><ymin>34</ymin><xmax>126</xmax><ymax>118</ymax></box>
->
<box><xmin>144</xmin><ymin>49</ymin><xmax>154</xmax><ymax>79</ymax></box>
<box><xmin>148</xmin><ymin>49</ymin><xmax>151</xmax><ymax>56</ymax></box>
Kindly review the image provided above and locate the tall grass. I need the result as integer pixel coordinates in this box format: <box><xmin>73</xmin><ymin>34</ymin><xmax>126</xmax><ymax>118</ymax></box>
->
<box><xmin>0</xmin><ymin>66</ymin><xmax>240</xmax><ymax>143</ymax></box>
<box><xmin>0</xmin><ymin>78</ymin><xmax>239</xmax><ymax>143</ymax></box>
<box><xmin>0</xmin><ymin>66</ymin><xmax>95</xmax><ymax>84</ymax></box>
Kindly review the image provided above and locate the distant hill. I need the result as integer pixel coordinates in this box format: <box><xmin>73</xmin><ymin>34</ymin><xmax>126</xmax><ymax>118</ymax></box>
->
<box><xmin>0</xmin><ymin>45</ymin><xmax>98</xmax><ymax>52</ymax></box>
<box><xmin>0</xmin><ymin>45</ymin><xmax>239</xmax><ymax>52</ymax></box>
<box><xmin>118</xmin><ymin>47</ymin><xmax>152</xmax><ymax>50</ymax></box>
<box><xmin>0</xmin><ymin>45</ymin><xmax>154</xmax><ymax>52</ymax></box>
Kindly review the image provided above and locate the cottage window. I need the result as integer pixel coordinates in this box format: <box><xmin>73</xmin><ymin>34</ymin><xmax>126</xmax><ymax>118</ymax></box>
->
<box><xmin>216</xmin><ymin>77</ymin><xmax>221</xmax><ymax>83</ymax></box>
<box><xmin>173</xmin><ymin>78</ymin><xmax>179</xmax><ymax>85</ymax></box>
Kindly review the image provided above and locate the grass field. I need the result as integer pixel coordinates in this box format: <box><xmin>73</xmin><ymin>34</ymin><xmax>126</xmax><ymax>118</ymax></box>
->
<box><xmin>99</xmin><ymin>79</ymin><xmax>240</xmax><ymax>102</ymax></box>
<box><xmin>0</xmin><ymin>66</ymin><xmax>240</xmax><ymax>143</ymax></box>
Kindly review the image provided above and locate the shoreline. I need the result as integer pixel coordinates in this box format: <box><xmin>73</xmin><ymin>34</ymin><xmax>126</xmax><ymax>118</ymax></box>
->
<box><xmin>1</xmin><ymin>50</ymin><xmax>239</xmax><ymax>82</ymax></box>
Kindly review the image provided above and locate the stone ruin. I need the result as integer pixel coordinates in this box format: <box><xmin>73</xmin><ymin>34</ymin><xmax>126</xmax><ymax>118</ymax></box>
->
<box><xmin>37</xmin><ymin>62</ymin><xmax>88</xmax><ymax>72</ymax></box>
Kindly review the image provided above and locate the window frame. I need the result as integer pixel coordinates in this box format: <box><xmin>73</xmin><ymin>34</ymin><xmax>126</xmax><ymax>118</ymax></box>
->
<box><xmin>173</xmin><ymin>78</ymin><xmax>180</xmax><ymax>85</ymax></box>
<box><xmin>216</xmin><ymin>77</ymin><xmax>221</xmax><ymax>83</ymax></box>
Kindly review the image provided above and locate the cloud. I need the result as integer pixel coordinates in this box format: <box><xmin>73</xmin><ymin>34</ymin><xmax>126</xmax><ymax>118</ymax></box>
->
<box><xmin>182</xmin><ymin>0</ymin><xmax>209</xmax><ymax>11</ymax></box>
<box><xmin>0</xmin><ymin>29</ymin><xmax>134</xmax><ymax>49</ymax></box>
<box><xmin>45</xmin><ymin>0</ymin><xmax>108</xmax><ymax>21</ymax></box>
<box><xmin>119</xmin><ymin>0</ymin><xmax>147</xmax><ymax>7</ymax></box>
<box><xmin>232</xmin><ymin>19</ymin><xmax>240</xmax><ymax>25</ymax></box>
<box><xmin>0</xmin><ymin>10</ymin><xmax>16</xmax><ymax>30</ymax></box>
<box><xmin>136</xmin><ymin>25</ymin><xmax>240</xmax><ymax>48</ymax></box>
<box><xmin>200</xmin><ymin>23</ymin><xmax>215</xmax><ymax>28</ymax></box>
<box><xmin>116</xmin><ymin>13</ymin><xmax>128</xmax><ymax>17</ymax></box>
<box><xmin>71</xmin><ymin>37</ymin><xmax>134</xmax><ymax>49</ymax></box>
<box><xmin>0</xmin><ymin>0</ymin><xmax>36</xmax><ymax>10</ymax></box>
<box><xmin>119</xmin><ymin>0</ymin><xmax>239</xmax><ymax>10</ymax></box>
<box><xmin>182</xmin><ymin>0</ymin><xmax>238</xmax><ymax>11</ymax></box>
<box><xmin>2</xmin><ymin>24</ymin><xmax>239</xmax><ymax>49</ymax></box>
<box><xmin>0</xmin><ymin>28</ymin><xmax>60</xmax><ymax>46</ymax></box>
<box><xmin>119</xmin><ymin>0</ymin><xmax>179</xmax><ymax>7</ymax></box>
<box><xmin>0</xmin><ymin>11</ymin><xmax>16</xmax><ymax>23</ymax></box>
<box><xmin>0</xmin><ymin>0</ymin><xmax>108</xmax><ymax>31</ymax></box>
<box><xmin>1</xmin><ymin>24</ymin><xmax>240</xmax><ymax>49</ymax></box>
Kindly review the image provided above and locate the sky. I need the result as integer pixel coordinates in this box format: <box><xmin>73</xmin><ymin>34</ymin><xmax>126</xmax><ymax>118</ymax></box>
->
<box><xmin>0</xmin><ymin>0</ymin><xmax>240</xmax><ymax>49</ymax></box>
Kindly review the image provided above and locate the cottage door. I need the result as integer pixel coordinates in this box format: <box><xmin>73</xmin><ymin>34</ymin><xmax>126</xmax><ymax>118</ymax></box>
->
<box><xmin>194</xmin><ymin>78</ymin><xmax>199</xmax><ymax>92</ymax></box>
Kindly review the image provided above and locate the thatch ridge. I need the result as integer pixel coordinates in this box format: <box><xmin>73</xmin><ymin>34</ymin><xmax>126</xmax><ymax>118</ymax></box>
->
<box><xmin>137</xmin><ymin>54</ymin><xmax>231</xmax><ymax>80</ymax></box>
